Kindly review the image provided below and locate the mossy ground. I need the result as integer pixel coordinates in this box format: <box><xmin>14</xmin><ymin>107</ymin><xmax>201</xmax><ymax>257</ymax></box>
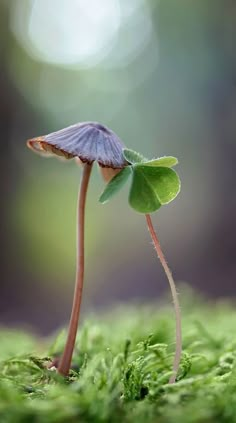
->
<box><xmin>1</xmin><ymin>288</ymin><xmax>236</xmax><ymax>423</ymax></box>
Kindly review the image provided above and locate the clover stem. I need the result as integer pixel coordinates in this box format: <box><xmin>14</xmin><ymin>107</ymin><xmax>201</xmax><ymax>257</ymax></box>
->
<box><xmin>145</xmin><ymin>214</ymin><xmax>182</xmax><ymax>384</ymax></box>
<box><xmin>58</xmin><ymin>163</ymin><xmax>93</xmax><ymax>376</ymax></box>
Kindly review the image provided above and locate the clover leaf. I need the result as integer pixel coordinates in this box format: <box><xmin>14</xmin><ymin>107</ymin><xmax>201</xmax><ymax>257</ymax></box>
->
<box><xmin>129</xmin><ymin>165</ymin><xmax>180</xmax><ymax>213</ymax></box>
<box><xmin>143</xmin><ymin>156</ymin><xmax>178</xmax><ymax>167</ymax></box>
<box><xmin>123</xmin><ymin>148</ymin><xmax>147</xmax><ymax>164</ymax></box>
<box><xmin>123</xmin><ymin>149</ymin><xmax>178</xmax><ymax>168</ymax></box>
<box><xmin>99</xmin><ymin>166</ymin><xmax>132</xmax><ymax>204</ymax></box>
<box><xmin>99</xmin><ymin>148</ymin><xmax>181</xmax><ymax>214</ymax></box>
<box><xmin>99</xmin><ymin>146</ymin><xmax>182</xmax><ymax>383</ymax></box>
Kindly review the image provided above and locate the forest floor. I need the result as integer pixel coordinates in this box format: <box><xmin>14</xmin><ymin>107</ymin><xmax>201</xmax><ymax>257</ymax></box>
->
<box><xmin>1</xmin><ymin>287</ymin><xmax>236</xmax><ymax>423</ymax></box>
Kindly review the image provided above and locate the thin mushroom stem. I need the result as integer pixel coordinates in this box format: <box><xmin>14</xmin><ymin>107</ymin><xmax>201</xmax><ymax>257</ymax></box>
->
<box><xmin>145</xmin><ymin>214</ymin><xmax>182</xmax><ymax>384</ymax></box>
<box><xmin>58</xmin><ymin>163</ymin><xmax>93</xmax><ymax>376</ymax></box>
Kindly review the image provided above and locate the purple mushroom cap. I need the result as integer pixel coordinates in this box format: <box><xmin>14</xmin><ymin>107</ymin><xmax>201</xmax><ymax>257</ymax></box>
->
<box><xmin>27</xmin><ymin>121</ymin><xmax>127</xmax><ymax>169</ymax></box>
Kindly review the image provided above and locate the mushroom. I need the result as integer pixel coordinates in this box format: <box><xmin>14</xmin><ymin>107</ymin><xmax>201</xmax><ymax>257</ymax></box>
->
<box><xmin>27</xmin><ymin>122</ymin><xmax>127</xmax><ymax>376</ymax></box>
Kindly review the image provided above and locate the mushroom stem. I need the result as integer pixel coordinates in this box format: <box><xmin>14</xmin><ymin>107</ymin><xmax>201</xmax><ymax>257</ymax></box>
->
<box><xmin>145</xmin><ymin>214</ymin><xmax>182</xmax><ymax>384</ymax></box>
<box><xmin>58</xmin><ymin>163</ymin><xmax>93</xmax><ymax>376</ymax></box>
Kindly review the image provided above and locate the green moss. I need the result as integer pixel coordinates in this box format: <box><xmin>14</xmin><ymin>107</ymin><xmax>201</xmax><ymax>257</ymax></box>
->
<box><xmin>1</xmin><ymin>289</ymin><xmax>236</xmax><ymax>422</ymax></box>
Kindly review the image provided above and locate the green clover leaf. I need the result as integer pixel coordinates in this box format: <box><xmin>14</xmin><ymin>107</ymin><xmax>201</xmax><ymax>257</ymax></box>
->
<box><xmin>123</xmin><ymin>148</ymin><xmax>147</xmax><ymax>164</ymax></box>
<box><xmin>99</xmin><ymin>166</ymin><xmax>132</xmax><ymax>204</ymax></box>
<box><xmin>129</xmin><ymin>165</ymin><xmax>180</xmax><ymax>213</ymax></box>
<box><xmin>99</xmin><ymin>148</ymin><xmax>181</xmax><ymax>214</ymax></box>
<box><xmin>99</xmin><ymin>148</ymin><xmax>182</xmax><ymax>384</ymax></box>
<box><xmin>143</xmin><ymin>156</ymin><xmax>178</xmax><ymax>167</ymax></box>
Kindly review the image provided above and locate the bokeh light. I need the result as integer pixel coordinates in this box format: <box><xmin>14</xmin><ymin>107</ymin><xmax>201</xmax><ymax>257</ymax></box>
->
<box><xmin>10</xmin><ymin>0</ymin><xmax>154</xmax><ymax>69</ymax></box>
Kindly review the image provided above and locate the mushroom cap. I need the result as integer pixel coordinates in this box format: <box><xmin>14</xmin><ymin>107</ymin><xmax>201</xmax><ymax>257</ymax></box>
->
<box><xmin>27</xmin><ymin>122</ymin><xmax>127</xmax><ymax>169</ymax></box>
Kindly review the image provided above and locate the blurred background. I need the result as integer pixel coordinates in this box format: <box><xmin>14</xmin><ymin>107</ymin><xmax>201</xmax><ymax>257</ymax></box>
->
<box><xmin>0</xmin><ymin>0</ymin><xmax>235</xmax><ymax>334</ymax></box>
